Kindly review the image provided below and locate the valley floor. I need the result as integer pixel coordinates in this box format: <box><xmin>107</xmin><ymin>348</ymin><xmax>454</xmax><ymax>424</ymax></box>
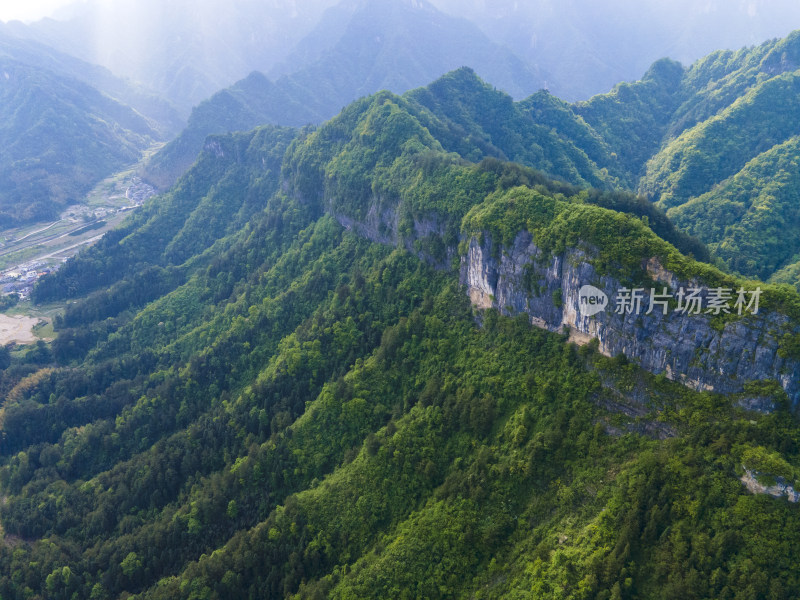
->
<box><xmin>0</xmin><ymin>314</ymin><xmax>41</xmax><ymax>345</ymax></box>
<box><xmin>0</xmin><ymin>164</ymin><xmax>156</xmax><ymax>300</ymax></box>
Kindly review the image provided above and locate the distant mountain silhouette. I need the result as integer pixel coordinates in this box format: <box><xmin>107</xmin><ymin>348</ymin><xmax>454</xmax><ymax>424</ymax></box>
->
<box><xmin>143</xmin><ymin>0</ymin><xmax>546</xmax><ymax>188</ymax></box>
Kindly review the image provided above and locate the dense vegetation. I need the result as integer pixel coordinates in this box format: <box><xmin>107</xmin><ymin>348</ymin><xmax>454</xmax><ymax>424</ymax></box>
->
<box><xmin>667</xmin><ymin>136</ymin><xmax>800</xmax><ymax>281</ymax></box>
<box><xmin>148</xmin><ymin>27</ymin><xmax>800</xmax><ymax>291</ymax></box>
<box><xmin>529</xmin><ymin>30</ymin><xmax>800</xmax><ymax>285</ymax></box>
<box><xmin>638</xmin><ymin>32</ymin><xmax>800</xmax><ymax>283</ymax></box>
<box><xmin>0</xmin><ymin>82</ymin><xmax>799</xmax><ymax>600</ymax></box>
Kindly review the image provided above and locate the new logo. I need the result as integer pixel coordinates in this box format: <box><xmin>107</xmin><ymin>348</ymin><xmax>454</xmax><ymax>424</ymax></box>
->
<box><xmin>578</xmin><ymin>285</ymin><xmax>608</xmax><ymax>316</ymax></box>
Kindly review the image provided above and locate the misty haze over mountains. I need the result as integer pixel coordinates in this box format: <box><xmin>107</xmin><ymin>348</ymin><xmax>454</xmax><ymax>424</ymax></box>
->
<box><xmin>7</xmin><ymin>0</ymin><xmax>800</xmax><ymax>110</ymax></box>
<box><xmin>0</xmin><ymin>0</ymin><xmax>798</xmax><ymax>220</ymax></box>
<box><xmin>6</xmin><ymin>0</ymin><xmax>340</xmax><ymax>115</ymax></box>
<box><xmin>431</xmin><ymin>0</ymin><xmax>800</xmax><ymax>99</ymax></box>
<box><xmin>140</xmin><ymin>0</ymin><xmax>548</xmax><ymax>188</ymax></box>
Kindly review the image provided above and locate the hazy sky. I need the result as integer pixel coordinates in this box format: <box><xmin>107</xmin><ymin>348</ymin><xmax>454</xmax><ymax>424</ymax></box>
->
<box><xmin>7</xmin><ymin>0</ymin><xmax>800</xmax><ymax>102</ymax></box>
<box><xmin>0</xmin><ymin>0</ymin><xmax>88</xmax><ymax>22</ymax></box>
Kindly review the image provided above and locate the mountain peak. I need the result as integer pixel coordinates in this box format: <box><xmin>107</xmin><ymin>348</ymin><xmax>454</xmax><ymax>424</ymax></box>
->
<box><xmin>425</xmin><ymin>67</ymin><xmax>488</xmax><ymax>93</ymax></box>
<box><xmin>760</xmin><ymin>29</ymin><xmax>800</xmax><ymax>74</ymax></box>
<box><xmin>642</xmin><ymin>57</ymin><xmax>685</xmax><ymax>86</ymax></box>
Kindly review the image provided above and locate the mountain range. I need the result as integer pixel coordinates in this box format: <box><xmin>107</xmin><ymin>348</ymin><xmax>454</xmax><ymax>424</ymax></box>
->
<box><xmin>6</xmin><ymin>0</ymin><xmax>341</xmax><ymax>115</ymax></box>
<box><xmin>430</xmin><ymin>0</ymin><xmax>800</xmax><ymax>100</ymax></box>
<box><xmin>0</xmin><ymin>24</ymin><xmax>183</xmax><ymax>134</ymax></box>
<box><xmin>3</xmin><ymin>5</ymin><xmax>800</xmax><ymax>599</ymax></box>
<box><xmin>12</xmin><ymin>0</ymin><xmax>800</xmax><ymax>109</ymax></box>
<box><xmin>2</xmin><ymin>59</ymin><xmax>800</xmax><ymax>597</ymax></box>
<box><xmin>141</xmin><ymin>0</ymin><xmax>547</xmax><ymax>188</ymax></box>
<box><xmin>7</xmin><ymin>0</ymin><xmax>800</xmax><ymax>246</ymax></box>
<box><xmin>142</xmin><ymin>26</ymin><xmax>800</xmax><ymax>290</ymax></box>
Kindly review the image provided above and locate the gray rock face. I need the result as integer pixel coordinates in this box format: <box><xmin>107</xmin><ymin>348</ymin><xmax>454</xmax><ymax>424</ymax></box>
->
<box><xmin>332</xmin><ymin>200</ymin><xmax>456</xmax><ymax>270</ymax></box>
<box><xmin>741</xmin><ymin>467</ymin><xmax>800</xmax><ymax>502</ymax></box>
<box><xmin>736</xmin><ymin>396</ymin><xmax>777</xmax><ymax>414</ymax></box>
<box><xmin>333</xmin><ymin>201</ymin><xmax>399</xmax><ymax>246</ymax></box>
<box><xmin>460</xmin><ymin>232</ymin><xmax>800</xmax><ymax>406</ymax></box>
<box><xmin>325</xmin><ymin>190</ymin><xmax>800</xmax><ymax>407</ymax></box>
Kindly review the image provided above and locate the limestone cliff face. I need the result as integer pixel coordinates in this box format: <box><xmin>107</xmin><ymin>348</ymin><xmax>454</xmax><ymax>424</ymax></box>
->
<box><xmin>460</xmin><ymin>231</ymin><xmax>800</xmax><ymax>406</ymax></box>
<box><xmin>323</xmin><ymin>187</ymin><xmax>800</xmax><ymax>406</ymax></box>
<box><xmin>331</xmin><ymin>199</ymin><xmax>456</xmax><ymax>270</ymax></box>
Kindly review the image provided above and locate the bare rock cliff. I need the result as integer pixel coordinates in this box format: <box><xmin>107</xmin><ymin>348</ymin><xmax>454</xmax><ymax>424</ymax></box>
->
<box><xmin>460</xmin><ymin>231</ymin><xmax>800</xmax><ymax>405</ymax></box>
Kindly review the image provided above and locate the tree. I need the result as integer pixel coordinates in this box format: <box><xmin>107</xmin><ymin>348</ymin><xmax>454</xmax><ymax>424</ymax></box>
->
<box><xmin>121</xmin><ymin>552</ymin><xmax>142</xmax><ymax>577</ymax></box>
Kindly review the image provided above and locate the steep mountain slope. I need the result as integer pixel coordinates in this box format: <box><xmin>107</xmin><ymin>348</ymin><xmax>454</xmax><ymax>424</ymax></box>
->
<box><xmin>0</xmin><ymin>27</ymin><xmax>191</xmax><ymax>227</ymax></box>
<box><xmin>140</xmin><ymin>73</ymin><xmax>318</xmax><ymax>189</ymax></box>
<box><xmin>2</xmin><ymin>85</ymin><xmax>800</xmax><ymax>599</ymax></box>
<box><xmin>271</xmin><ymin>0</ymin><xmax>543</xmax><ymax>102</ymax></box>
<box><xmin>414</xmin><ymin>31</ymin><xmax>800</xmax><ymax>288</ymax></box>
<box><xmin>638</xmin><ymin>32</ymin><xmax>800</xmax><ymax>282</ymax></box>
<box><xmin>31</xmin><ymin>124</ymin><xmax>298</xmax><ymax>315</ymax></box>
<box><xmin>523</xmin><ymin>57</ymin><xmax>686</xmax><ymax>187</ymax></box>
<box><xmin>0</xmin><ymin>26</ymin><xmax>183</xmax><ymax>136</ymax></box>
<box><xmin>641</xmin><ymin>71</ymin><xmax>800</xmax><ymax>209</ymax></box>
<box><xmin>147</xmin><ymin>27</ymin><xmax>800</xmax><ymax>290</ymax></box>
<box><xmin>142</xmin><ymin>0</ymin><xmax>545</xmax><ymax>189</ymax></box>
<box><xmin>0</xmin><ymin>57</ymin><xmax>164</xmax><ymax>226</ymax></box>
<box><xmin>772</xmin><ymin>258</ymin><xmax>800</xmax><ymax>289</ymax></box>
<box><xmin>404</xmin><ymin>68</ymin><xmax>612</xmax><ymax>189</ymax></box>
<box><xmin>667</xmin><ymin>136</ymin><xmax>800</xmax><ymax>281</ymax></box>
<box><xmin>422</xmin><ymin>30</ymin><xmax>800</xmax><ymax>287</ymax></box>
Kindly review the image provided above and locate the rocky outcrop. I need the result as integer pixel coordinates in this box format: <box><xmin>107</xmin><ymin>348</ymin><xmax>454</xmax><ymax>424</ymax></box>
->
<box><xmin>460</xmin><ymin>231</ymin><xmax>800</xmax><ymax>406</ymax></box>
<box><xmin>332</xmin><ymin>199</ymin><xmax>456</xmax><ymax>270</ymax></box>
<box><xmin>740</xmin><ymin>467</ymin><xmax>800</xmax><ymax>502</ymax></box>
<box><xmin>736</xmin><ymin>396</ymin><xmax>777</xmax><ymax>414</ymax></box>
<box><xmin>332</xmin><ymin>200</ymin><xmax>400</xmax><ymax>247</ymax></box>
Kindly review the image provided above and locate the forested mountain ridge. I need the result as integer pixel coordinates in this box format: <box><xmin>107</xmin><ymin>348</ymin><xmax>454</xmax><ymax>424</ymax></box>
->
<box><xmin>143</xmin><ymin>27</ymin><xmax>800</xmax><ymax>293</ymax></box>
<box><xmin>399</xmin><ymin>30</ymin><xmax>800</xmax><ymax>287</ymax></box>
<box><xmin>2</xmin><ymin>80</ymin><xmax>800</xmax><ymax>599</ymax></box>
<box><xmin>637</xmin><ymin>31</ymin><xmax>800</xmax><ymax>283</ymax></box>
